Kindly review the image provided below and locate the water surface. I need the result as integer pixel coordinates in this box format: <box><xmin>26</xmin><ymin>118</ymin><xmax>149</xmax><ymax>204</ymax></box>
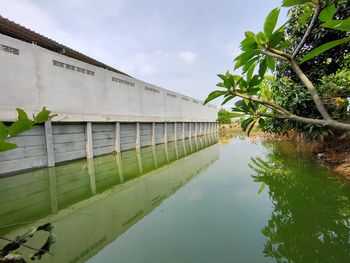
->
<box><xmin>1</xmin><ymin>135</ymin><xmax>349</xmax><ymax>263</ymax></box>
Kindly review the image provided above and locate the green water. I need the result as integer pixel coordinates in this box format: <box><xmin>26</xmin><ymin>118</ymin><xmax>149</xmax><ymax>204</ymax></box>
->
<box><xmin>0</xmin><ymin>135</ymin><xmax>350</xmax><ymax>263</ymax></box>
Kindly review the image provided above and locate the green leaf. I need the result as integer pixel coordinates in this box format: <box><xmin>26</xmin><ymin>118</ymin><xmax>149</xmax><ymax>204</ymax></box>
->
<box><xmin>247</xmin><ymin>120</ymin><xmax>257</xmax><ymax>136</ymax></box>
<box><xmin>245</xmin><ymin>31</ymin><xmax>255</xmax><ymax>38</ymax></box>
<box><xmin>0</xmin><ymin>122</ymin><xmax>7</xmax><ymax>141</ymax></box>
<box><xmin>216</xmin><ymin>82</ymin><xmax>225</xmax><ymax>88</ymax></box>
<box><xmin>218</xmin><ymin>74</ymin><xmax>227</xmax><ymax>81</ymax></box>
<box><xmin>0</xmin><ymin>141</ymin><xmax>17</xmax><ymax>152</ymax></box>
<box><xmin>221</xmin><ymin>94</ymin><xmax>235</xmax><ymax>106</ymax></box>
<box><xmin>242</xmin><ymin>57</ymin><xmax>258</xmax><ymax>73</ymax></box>
<box><xmin>234</xmin><ymin>49</ymin><xmax>260</xmax><ymax>70</ymax></box>
<box><xmin>8</xmin><ymin>119</ymin><xmax>33</xmax><ymax>137</ymax></box>
<box><xmin>249</xmin><ymin>75</ymin><xmax>262</xmax><ymax>87</ymax></box>
<box><xmin>266</xmin><ymin>56</ymin><xmax>276</xmax><ymax>71</ymax></box>
<box><xmin>319</xmin><ymin>4</ymin><xmax>336</xmax><ymax>22</ymax></box>
<box><xmin>264</xmin><ymin>8</ymin><xmax>280</xmax><ymax>39</ymax></box>
<box><xmin>282</xmin><ymin>0</ymin><xmax>311</xmax><ymax>7</ymax></box>
<box><xmin>34</xmin><ymin>107</ymin><xmax>55</xmax><ymax>123</ymax></box>
<box><xmin>300</xmin><ymin>37</ymin><xmax>350</xmax><ymax>63</ymax></box>
<box><xmin>269</xmin><ymin>31</ymin><xmax>284</xmax><ymax>48</ymax></box>
<box><xmin>300</xmin><ymin>8</ymin><xmax>312</xmax><ymax>24</ymax></box>
<box><xmin>246</xmin><ymin>63</ymin><xmax>256</xmax><ymax>82</ymax></box>
<box><xmin>240</xmin><ymin>37</ymin><xmax>258</xmax><ymax>52</ymax></box>
<box><xmin>258</xmin><ymin>118</ymin><xmax>266</xmax><ymax>128</ymax></box>
<box><xmin>16</xmin><ymin>108</ymin><xmax>29</xmax><ymax>120</ymax></box>
<box><xmin>241</xmin><ymin>117</ymin><xmax>254</xmax><ymax>131</ymax></box>
<box><xmin>259</xmin><ymin>59</ymin><xmax>267</xmax><ymax>78</ymax></box>
<box><xmin>321</xmin><ymin>18</ymin><xmax>350</xmax><ymax>32</ymax></box>
<box><xmin>255</xmin><ymin>32</ymin><xmax>268</xmax><ymax>46</ymax></box>
<box><xmin>204</xmin><ymin>90</ymin><xmax>227</xmax><ymax>104</ymax></box>
<box><xmin>234</xmin><ymin>100</ymin><xmax>250</xmax><ymax>113</ymax></box>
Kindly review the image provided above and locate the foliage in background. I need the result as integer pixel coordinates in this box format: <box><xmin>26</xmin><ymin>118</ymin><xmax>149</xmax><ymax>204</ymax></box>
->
<box><xmin>262</xmin><ymin>0</ymin><xmax>350</xmax><ymax>139</ymax></box>
<box><xmin>205</xmin><ymin>0</ymin><xmax>350</xmax><ymax>139</ymax></box>
<box><xmin>217</xmin><ymin>109</ymin><xmax>242</xmax><ymax>124</ymax></box>
<box><xmin>0</xmin><ymin>108</ymin><xmax>56</xmax><ymax>152</ymax></box>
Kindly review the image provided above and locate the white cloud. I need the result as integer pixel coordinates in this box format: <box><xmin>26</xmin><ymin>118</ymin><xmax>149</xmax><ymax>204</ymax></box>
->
<box><xmin>178</xmin><ymin>51</ymin><xmax>196</xmax><ymax>63</ymax></box>
<box><xmin>139</xmin><ymin>65</ymin><xmax>158</xmax><ymax>75</ymax></box>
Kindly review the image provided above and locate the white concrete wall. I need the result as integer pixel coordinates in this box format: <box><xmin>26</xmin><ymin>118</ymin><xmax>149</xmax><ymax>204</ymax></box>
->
<box><xmin>0</xmin><ymin>33</ymin><xmax>218</xmax><ymax>122</ymax></box>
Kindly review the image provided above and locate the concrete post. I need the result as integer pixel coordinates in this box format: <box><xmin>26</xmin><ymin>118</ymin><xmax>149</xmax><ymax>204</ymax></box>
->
<box><xmin>136</xmin><ymin>122</ymin><xmax>140</xmax><ymax>149</ymax></box>
<box><xmin>86</xmin><ymin>122</ymin><xmax>94</xmax><ymax>159</ymax></box>
<box><xmin>182</xmin><ymin>122</ymin><xmax>185</xmax><ymax>140</ymax></box>
<box><xmin>87</xmin><ymin>158</ymin><xmax>96</xmax><ymax>195</ymax></box>
<box><xmin>48</xmin><ymin>168</ymin><xmax>57</xmax><ymax>214</ymax></box>
<box><xmin>195</xmin><ymin>123</ymin><xmax>198</xmax><ymax>137</ymax></box>
<box><xmin>151</xmin><ymin>122</ymin><xmax>156</xmax><ymax>146</ymax></box>
<box><xmin>174</xmin><ymin>122</ymin><xmax>177</xmax><ymax>141</ymax></box>
<box><xmin>115</xmin><ymin>154</ymin><xmax>124</xmax><ymax>183</ymax></box>
<box><xmin>164</xmin><ymin>122</ymin><xmax>168</xmax><ymax>144</ymax></box>
<box><xmin>164</xmin><ymin>141</ymin><xmax>169</xmax><ymax>163</ymax></box>
<box><xmin>152</xmin><ymin>146</ymin><xmax>158</xmax><ymax>168</ymax></box>
<box><xmin>44</xmin><ymin>121</ymin><xmax>55</xmax><ymax>167</ymax></box>
<box><xmin>136</xmin><ymin>150</ymin><xmax>143</xmax><ymax>174</ymax></box>
<box><xmin>189</xmin><ymin>122</ymin><xmax>192</xmax><ymax>138</ymax></box>
<box><xmin>114</xmin><ymin>122</ymin><xmax>121</xmax><ymax>153</ymax></box>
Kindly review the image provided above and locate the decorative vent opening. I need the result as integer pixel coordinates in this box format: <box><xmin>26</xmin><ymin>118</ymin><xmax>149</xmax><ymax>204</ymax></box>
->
<box><xmin>52</xmin><ymin>60</ymin><xmax>94</xmax><ymax>76</ymax></box>
<box><xmin>1</xmin><ymin>44</ymin><xmax>19</xmax><ymax>55</ymax></box>
<box><xmin>112</xmin><ymin>77</ymin><xmax>135</xmax><ymax>87</ymax></box>
<box><xmin>182</xmin><ymin>97</ymin><xmax>189</xmax><ymax>101</ymax></box>
<box><xmin>193</xmin><ymin>100</ymin><xmax>199</xmax><ymax>104</ymax></box>
<box><xmin>145</xmin><ymin>86</ymin><xmax>160</xmax><ymax>93</ymax></box>
<box><xmin>167</xmin><ymin>93</ymin><xmax>177</xmax><ymax>98</ymax></box>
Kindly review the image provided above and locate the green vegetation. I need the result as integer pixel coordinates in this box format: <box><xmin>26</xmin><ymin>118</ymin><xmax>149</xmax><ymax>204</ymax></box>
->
<box><xmin>205</xmin><ymin>0</ymin><xmax>350</xmax><ymax>138</ymax></box>
<box><xmin>217</xmin><ymin>109</ymin><xmax>241</xmax><ymax>124</ymax></box>
<box><xmin>0</xmin><ymin>108</ymin><xmax>56</xmax><ymax>152</ymax></box>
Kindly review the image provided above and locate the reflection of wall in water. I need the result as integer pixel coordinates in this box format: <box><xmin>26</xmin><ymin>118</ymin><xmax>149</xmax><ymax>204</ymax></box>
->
<box><xmin>0</xmin><ymin>135</ymin><xmax>219</xmax><ymax>263</ymax></box>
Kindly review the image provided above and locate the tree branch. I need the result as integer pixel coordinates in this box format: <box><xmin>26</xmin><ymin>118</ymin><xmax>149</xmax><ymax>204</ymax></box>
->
<box><xmin>259</xmin><ymin>113</ymin><xmax>350</xmax><ymax>131</ymax></box>
<box><xmin>0</xmin><ymin>236</ymin><xmax>53</xmax><ymax>256</ymax></box>
<box><xmin>289</xmin><ymin>59</ymin><xmax>332</xmax><ymax>120</ymax></box>
<box><xmin>292</xmin><ymin>4</ymin><xmax>321</xmax><ymax>58</ymax></box>
<box><xmin>229</xmin><ymin>88</ymin><xmax>291</xmax><ymax>115</ymax></box>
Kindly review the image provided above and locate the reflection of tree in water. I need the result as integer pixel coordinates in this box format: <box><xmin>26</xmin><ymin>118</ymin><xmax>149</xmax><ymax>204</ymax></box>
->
<box><xmin>250</xmin><ymin>142</ymin><xmax>350</xmax><ymax>263</ymax></box>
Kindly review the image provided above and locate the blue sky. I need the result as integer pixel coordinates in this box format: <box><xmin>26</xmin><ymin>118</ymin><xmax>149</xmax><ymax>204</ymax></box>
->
<box><xmin>1</xmin><ymin>0</ymin><xmax>287</xmax><ymax>105</ymax></box>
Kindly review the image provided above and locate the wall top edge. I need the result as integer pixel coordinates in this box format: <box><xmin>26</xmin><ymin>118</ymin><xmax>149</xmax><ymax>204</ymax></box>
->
<box><xmin>0</xmin><ymin>108</ymin><xmax>217</xmax><ymax>123</ymax></box>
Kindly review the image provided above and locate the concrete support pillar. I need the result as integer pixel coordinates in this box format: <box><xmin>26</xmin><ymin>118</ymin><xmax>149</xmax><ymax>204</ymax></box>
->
<box><xmin>189</xmin><ymin>122</ymin><xmax>192</xmax><ymax>138</ymax></box>
<box><xmin>152</xmin><ymin>146</ymin><xmax>158</xmax><ymax>168</ymax></box>
<box><xmin>136</xmin><ymin>150</ymin><xmax>143</xmax><ymax>174</ymax></box>
<box><xmin>189</xmin><ymin>137</ymin><xmax>193</xmax><ymax>152</ymax></box>
<box><xmin>136</xmin><ymin>122</ymin><xmax>141</xmax><ymax>149</ymax></box>
<box><xmin>182</xmin><ymin>122</ymin><xmax>185</xmax><ymax>140</ymax></box>
<box><xmin>195</xmin><ymin>123</ymin><xmax>198</xmax><ymax>137</ymax></box>
<box><xmin>174</xmin><ymin>122</ymin><xmax>177</xmax><ymax>141</ymax></box>
<box><xmin>182</xmin><ymin>139</ymin><xmax>187</xmax><ymax>156</ymax></box>
<box><xmin>174</xmin><ymin>141</ymin><xmax>179</xmax><ymax>160</ymax></box>
<box><xmin>48</xmin><ymin>168</ymin><xmax>57</xmax><ymax>214</ymax></box>
<box><xmin>86</xmin><ymin>122</ymin><xmax>94</xmax><ymax>159</ymax></box>
<box><xmin>44</xmin><ymin>121</ymin><xmax>55</xmax><ymax>167</ymax></box>
<box><xmin>114</xmin><ymin>122</ymin><xmax>121</xmax><ymax>153</ymax></box>
<box><xmin>164</xmin><ymin>141</ymin><xmax>169</xmax><ymax>163</ymax></box>
<box><xmin>87</xmin><ymin>158</ymin><xmax>96</xmax><ymax>195</ymax></box>
<box><xmin>151</xmin><ymin>122</ymin><xmax>156</xmax><ymax>146</ymax></box>
<box><xmin>164</xmin><ymin>122</ymin><xmax>168</xmax><ymax>144</ymax></box>
<box><xmin>115</xmin><ymin>154</ymin><xmax>124</xmax><ymax>183</ymax></box>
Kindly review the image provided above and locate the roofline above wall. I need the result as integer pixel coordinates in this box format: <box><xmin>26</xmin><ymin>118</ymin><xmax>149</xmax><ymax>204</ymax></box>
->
<box><xmin>0</xmin><ymin>15</ymin><xmax>131</xmax><ymax>77</ymax></box>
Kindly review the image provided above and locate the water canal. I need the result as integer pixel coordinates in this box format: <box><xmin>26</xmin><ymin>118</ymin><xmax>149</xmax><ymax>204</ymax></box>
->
<box><xmin>0</xmin><ymin>134</ymin><xmax>349</xmax><ymax>262</ymax></box>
